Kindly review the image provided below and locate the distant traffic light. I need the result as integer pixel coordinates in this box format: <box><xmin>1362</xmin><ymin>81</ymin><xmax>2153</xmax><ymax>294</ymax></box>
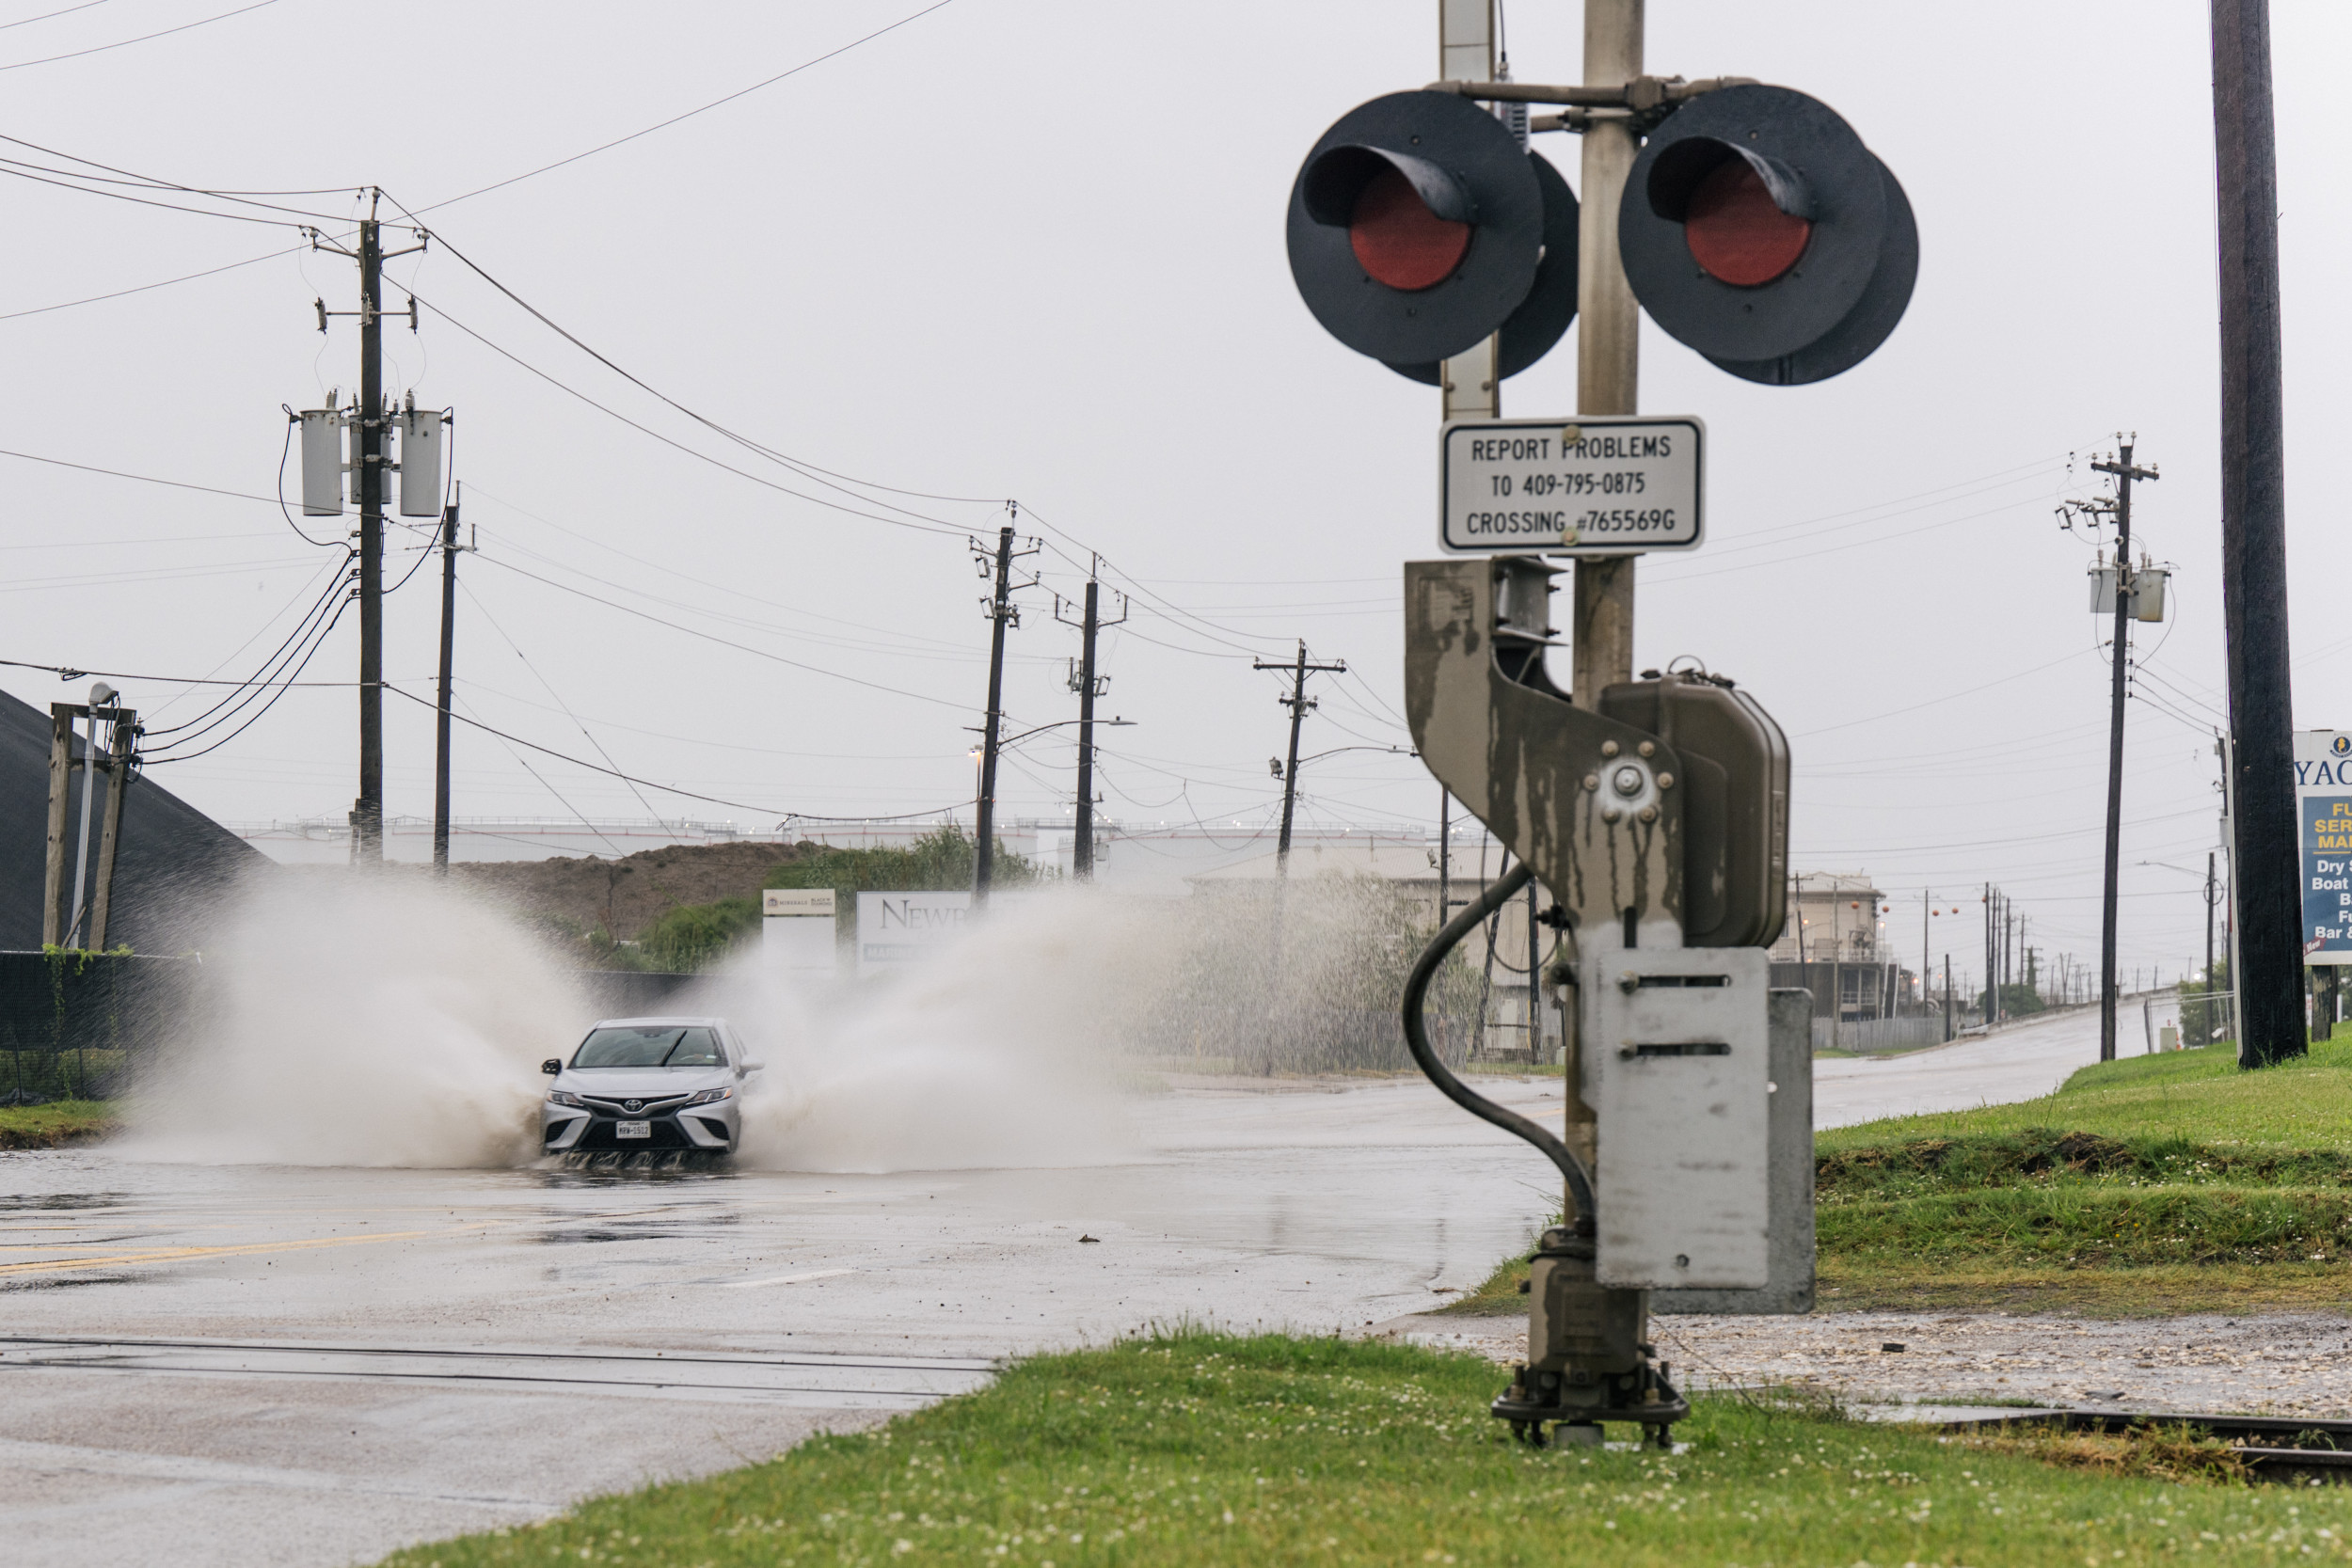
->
<box><xmin>1617</xmin><ymin>85</ymin><xmax>1915</xmax><ymax>385</ymax></box>
<box><xmin>1286</xmin><ymin>91</ymin><xmax>1553</xmax><ymax>368</ymax></box>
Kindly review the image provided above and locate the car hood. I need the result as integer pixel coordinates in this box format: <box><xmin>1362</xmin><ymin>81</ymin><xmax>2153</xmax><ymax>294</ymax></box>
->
<box><xmin>556</xmin><ymin>1067</ymin><xmax>734</xmax><ymax>1101</ymax></box>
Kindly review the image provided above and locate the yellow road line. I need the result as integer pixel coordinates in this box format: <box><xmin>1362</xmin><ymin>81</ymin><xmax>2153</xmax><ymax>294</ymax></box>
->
<box><xmin>0</xmin><ymin>1224</ymin><xmax>500</xmax><ymax>1277</ymax></box>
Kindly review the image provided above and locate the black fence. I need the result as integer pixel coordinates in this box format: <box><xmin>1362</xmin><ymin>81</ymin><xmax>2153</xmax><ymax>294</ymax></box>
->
<box><xmin>0</xmin><ymin>950</ymin><xmax>206</xmax><ymax>1103</ymax></box>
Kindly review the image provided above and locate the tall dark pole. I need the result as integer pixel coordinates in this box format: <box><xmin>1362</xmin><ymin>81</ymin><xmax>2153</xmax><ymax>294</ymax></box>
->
<box><xmin>1053</xmin><ymin>559</ymin><xmax>1120</xmax><ymax>881</ymax></box>
<box><xmin>1278</xmin><ymin>643</ymin><xmax>1307</xmax><ymax>872</ymax></box>
<box><xmin>433</xmin><ymin>495</ymin><xmax>459</xmax><ymax>876</ymax></box>
<box><xmin>2205</xmin><ymin>850</ymin><xmax>2218</xmax><ymax>1042</ymax></box>
<box><xmin>355</xmin><ymin>206</ymin><xmax>385</xmax><ymax>863</ymax></box>
<box><xmin>1255</xmin><ymin>641</ymin><xmax>1346</xmax><ymax>877</ymax></box>
<box><xmin>2093</xmin><ymin>443</ymin><xmax>2159</xmax><ymax>1059</ymax></box>
<box><xmin>1438</xmin><ymin>787</ymin><xmax>1451</xmax><ymax>926</ymax></box>
<box><xmin>2213</xmin><ymin>0</ymin><xmax>2303</xmax><ymax>1068</ymax></box>
<box><xmin>973</xmin><ymin>523</ymin><xmax>1015</xmax><ymax>909</ymax></box>
<box><xmin>1072</xmin><ymin>577</ymin><xmax>1099</xmax><ymax>880</ymax></box>
<box><xmin>1984</xmin><ymin>882</ymin><xmax>1994</xmax><ymax>1023</ymax></box>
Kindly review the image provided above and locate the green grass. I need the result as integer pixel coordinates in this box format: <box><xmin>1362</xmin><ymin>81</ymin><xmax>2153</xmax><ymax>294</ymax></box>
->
<box><xmin>1451</xmin><ymin>1039</ymin><xmax>2352</xmax><ymax>1317</ymax></box>
<box><xmin>375</xmin><ymin>1332</ymin><xmax>2352</xmax><ymax>1567</ymax></box>
<box><xmin>0</xmin><ymin>1098</ymin><xmax>116</xmax><ymax>1148</ymax></box>
<box><xmin>1821</xmin><ymin>1037</ymin><xmax>2352</xmax><ymax>1153</ymax></box>
<box><xmin>1816</xmin><ymin>1038</ymin><xmax>2352</xmax><ymax>1311</ymax></box>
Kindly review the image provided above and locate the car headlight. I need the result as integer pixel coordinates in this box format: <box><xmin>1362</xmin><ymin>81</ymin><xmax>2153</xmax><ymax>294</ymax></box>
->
<box><xmin>682</xmin><ymin>1086</ymin><xmax>733</xmax><ymax>1106</ymax></box>
<box><xmin>547</xmin><ymin>1091</ymin><xmax>584</xmax><ymax>1107</ymax></box>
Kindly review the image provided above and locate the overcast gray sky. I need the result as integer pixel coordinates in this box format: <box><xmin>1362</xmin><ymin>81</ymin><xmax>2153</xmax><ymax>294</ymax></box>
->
<box><xmin>0</xmin><ymin>0</ymin><xmax>2340</xmax><ymax>987</ymax></box>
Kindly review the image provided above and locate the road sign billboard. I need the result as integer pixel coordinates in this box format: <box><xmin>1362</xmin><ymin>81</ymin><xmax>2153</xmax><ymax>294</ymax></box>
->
<box><xmin>2296</xmin><ymin>730</ymin><xmax>2352</xmax><ymax>963</ymax></box>
<box><xmin>1439</xmin><ymin>416</ymin><xmax>1704</xmax><ymax>555</ymax></box>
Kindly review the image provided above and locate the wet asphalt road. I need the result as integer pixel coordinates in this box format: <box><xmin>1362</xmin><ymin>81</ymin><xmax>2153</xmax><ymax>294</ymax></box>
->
<box><xmin>2</xmin><ymin>1076</ymin><xmax>1558</xmax><ymax>1568</ymax></box>
<box><xmin>3</xmin><ymin>1020</ymin><xmax>2133</xmax><ymax>1568</ymax></box>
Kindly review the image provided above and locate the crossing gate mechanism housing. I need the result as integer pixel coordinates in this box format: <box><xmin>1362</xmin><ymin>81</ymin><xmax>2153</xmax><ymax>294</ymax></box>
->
<box><xmin>1397</xmin><ymin>555</ymin><xmax>1815</xmax><ymax>1440</ymax></box>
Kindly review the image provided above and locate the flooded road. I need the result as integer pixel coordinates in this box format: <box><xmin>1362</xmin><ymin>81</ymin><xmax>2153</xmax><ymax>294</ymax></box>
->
<box><xmin>3</xmin><ymin>1075</ymin><xmax>1561</xmax><ymax>1568</ymax></box>
<box><xmin>5</xmin><ymin>1014</ymin><xmax>2135</xmax><ymax>1568</ymax></box>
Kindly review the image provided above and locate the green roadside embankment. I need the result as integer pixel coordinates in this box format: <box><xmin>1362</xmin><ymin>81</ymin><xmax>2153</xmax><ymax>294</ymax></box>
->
<box><xmin>0</xmin><ymin>1098</ymin><xmax>117</xmax><ymax>1148</ymax></box>
<box><xmin>376</xmin><ymin>1331</ymin><xmax>2348</xmax><ymax>1567</ymax></box>
<box><xmin>1454</xmin><ymin>1037</ymin><xmax>2352</xmax><ymax>1317</ymax></box>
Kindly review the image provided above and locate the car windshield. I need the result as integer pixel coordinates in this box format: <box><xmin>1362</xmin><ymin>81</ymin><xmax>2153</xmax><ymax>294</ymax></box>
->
<box><xmin>572</xmin><ymin>1026</ymin><xmax>725</xmax><ymax>1069</ymax></box>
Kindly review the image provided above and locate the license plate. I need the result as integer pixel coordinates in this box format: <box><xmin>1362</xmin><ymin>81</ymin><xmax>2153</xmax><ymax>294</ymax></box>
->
<box><xmin>615</xmin><ymin>1120</ymin><xmax>651</xmax><ymax>1139</ymax></box>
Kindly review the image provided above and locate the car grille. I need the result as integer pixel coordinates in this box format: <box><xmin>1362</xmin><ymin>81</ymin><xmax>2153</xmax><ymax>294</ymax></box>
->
<box><xmin>572</xmin><ymin>1117</ymin><xmax>694</xmax><ymax>1150</ymax></box>
<box><xmin>579</xmin><ymin>1096</ymin><xmax>691</xmax><ymax>1117</ymax></box>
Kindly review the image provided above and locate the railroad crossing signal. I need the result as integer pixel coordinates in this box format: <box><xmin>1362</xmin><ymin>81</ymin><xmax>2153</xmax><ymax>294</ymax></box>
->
<box><xmin>1286</xmin><ymin>83</ymin><xmax>1914</xmax><ymax>387</ymax></box>
<box><xmin>1619</xmin><ymin>84</ymin><xmax>1915</xmax><ymax>385</ymax></box>
<box><xmin>1285</xmin><ymin>91</ymin><xmax>1560</xmax><ymax>370</ymax></box>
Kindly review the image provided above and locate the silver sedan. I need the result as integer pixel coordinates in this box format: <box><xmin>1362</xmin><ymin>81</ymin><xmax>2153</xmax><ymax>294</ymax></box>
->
<box><xmin>539</xmin><ymin>1016</ymin><xmax>763</xmax><ymax>1156</ymax></box>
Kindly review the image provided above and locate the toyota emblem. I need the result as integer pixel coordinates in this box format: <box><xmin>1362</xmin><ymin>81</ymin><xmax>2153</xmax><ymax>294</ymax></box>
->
<box><xmin>623</xmin><ymin>1100</ymin><xmax>643</xmax><ymax>1114</ymax></box>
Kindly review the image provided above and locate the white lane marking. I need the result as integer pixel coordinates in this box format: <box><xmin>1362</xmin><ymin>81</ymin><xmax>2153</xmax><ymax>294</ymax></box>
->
<box><xmin>718</xmin><ymin>1268</ymin><xmax>860</xmax><ymax>1289</ymax></box>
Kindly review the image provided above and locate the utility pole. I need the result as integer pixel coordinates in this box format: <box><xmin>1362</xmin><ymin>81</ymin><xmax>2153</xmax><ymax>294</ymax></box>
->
<box><xmin>1921</xmin><ymin>887</ymin><xmax>1931</xmax><ymax>1016</ymax></box>
<box><xmin>1054</xmin><ymin>559</ymin><xmax>1125</xmax><ymax>883</ymax></box>
<box><xmin>1438</xmin><ymin>787</ymin><xmax>1452</xmax><ymax>925</ymax></box>
<box><xmin>2072</xmin><ymin>440</ymin><xmax>2160</xmax><ymax>1060</ymax></box>
<box><xmin>2213</xmin><ymin>0</ymin><xmax>2303</xmax><ymax>1069</ymax></box>
<box><xmin>306</xmin><ymin>194</ymin><xmax>425</xmax><ymax>867</ymax></box>
<box><xmin>433</xmin><ymin>488</ymin><xmax>466</xmax><ymax>876</ymax></box>
<box><xmin>1983</xmin><ymin>882</ymin><xmax>1995</xmax><ymax>1024</ymax></box>
<box><xmin>356</xmin><ymin>211</ymin><xmax>386</xmax><ymax>863</ymax></box>
<box><xmin>971</xmin><ymin>515</ymin><xmax>1038</xmax><ymax>908</ymax></box>
<box><xmin>1255</xmin><ymin>641</ymin><xmax>1348</xmax><ymax>876</ymax></box>
<box><xmin>2204</xmin><ymin>850</ymin><xmax>2219</xmax><ymax>1044</ymax></box>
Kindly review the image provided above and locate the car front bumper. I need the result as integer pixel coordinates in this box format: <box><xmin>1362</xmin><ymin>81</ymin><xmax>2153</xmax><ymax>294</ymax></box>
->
<box><xmin>542</xmin><ymin>1101</ymin><xmax>738</xmax><ymax>1153</ymax></box>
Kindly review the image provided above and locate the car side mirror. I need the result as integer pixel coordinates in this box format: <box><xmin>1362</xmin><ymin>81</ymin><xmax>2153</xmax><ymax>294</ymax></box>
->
<box><xmin>741</xmin><ymin>1060</ymin><xmax>766</xmax><ymax>1072</ymax></box>
<box><xmin>541</xmin><ymin>1058</ymin><xmax>563</xmax><ymax>1075</ymax></box>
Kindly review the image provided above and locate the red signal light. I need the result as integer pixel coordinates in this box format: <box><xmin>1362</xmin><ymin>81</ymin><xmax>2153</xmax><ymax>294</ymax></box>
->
<box><xmin>1682</xmin><ymin>158</ymin><xmax>1811</xmax><ymax>286</ymax></box>
<box><xmin>1350</xmin><ymin>166</ymin><xmax>1471</xmax><ymax>292</ymax></box>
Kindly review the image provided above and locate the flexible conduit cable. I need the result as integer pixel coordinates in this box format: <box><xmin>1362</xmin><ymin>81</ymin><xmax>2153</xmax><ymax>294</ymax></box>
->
<box><xmin>1399</xmin><ymin>859</ymin><xmax>1596</xmax><ymax>1234</ymax></box>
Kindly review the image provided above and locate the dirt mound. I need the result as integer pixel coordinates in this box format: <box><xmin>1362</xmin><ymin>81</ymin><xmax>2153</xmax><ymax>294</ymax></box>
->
<box><xmin>449</xmin><ymin>840</ymin><xmax>820</xmax><ymax>939</ymax></box>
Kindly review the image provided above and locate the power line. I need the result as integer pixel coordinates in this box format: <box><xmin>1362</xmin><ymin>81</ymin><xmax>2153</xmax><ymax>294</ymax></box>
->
<box><xmin>0</xmin><ymin>442</ymin><xmax>278</xmax><ymax>504</ymax></box>
<box><xmin>456</xmin><ymin>579</ymin><xmax>664</xmax><ymax>821</ymax></box>
<box><xmin>0</xmin><ymin>0</ymin><xmax>278</xmax><ymax>74</ymax></box>
<box><xmin>0</xmin><ymin>243</ymin><xmax>296</xmax><ymax>323</ymax></box>
<box><xmin>417</xmin><ymin>0</ymin><xmax>966</xmax><ymax>214</ymax></box>
<box><xmin>468</xmin><ymin>551</ymin><xmax>969</xmax><ymax>710</ymax></box>
<box><xmin>408</xmin><ymin>289</ymin><xmax>967</xmax><ymax>538</ymax></box>
<box><xmin>0</xmin><ymin>2</ymin><xmax>123</xmax><ymax>35</ymax></box>
<box><xmin>141</xmin><ymin>593</ymin><xmax>356</xmax><ymax>766</ymax></box>
<box><xmin>382</xmin><ymin>681</ymin><xmax>966</xmax><ymax>822</ymax></box>
<box><xmin>142</xmin><ymin>554</ymin><xmax>353</xmax><ymax>738</ymax></box>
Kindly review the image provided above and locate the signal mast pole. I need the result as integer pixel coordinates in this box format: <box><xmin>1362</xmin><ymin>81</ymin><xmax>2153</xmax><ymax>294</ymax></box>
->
<box><xmin>1570</xmin><ymin>0</ymin><xmax>1643</xmax><ymax>707</ymax></box>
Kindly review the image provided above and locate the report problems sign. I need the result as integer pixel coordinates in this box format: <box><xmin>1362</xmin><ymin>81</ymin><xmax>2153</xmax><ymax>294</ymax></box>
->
<box><xmin>1439</xmin><ymin>416</ymin><xmax>1704</xmax><ymax>556</ymax></box>
<box><xmin>2296</xmin><ymin>730</ymin><xmax>2352</xmax><ymax>962</ymax></box>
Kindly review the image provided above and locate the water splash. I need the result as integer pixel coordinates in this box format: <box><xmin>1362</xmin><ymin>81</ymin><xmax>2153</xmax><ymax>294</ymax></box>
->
<box><xmin>119</xmin><ymin>870</ymin><xmax>1448</xmax><ymax>1172</ymax></box>
<box><xmin>122</xmin><ymin>871</ymin><xmax>591</xmax><ymax>1168</ymax></box>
